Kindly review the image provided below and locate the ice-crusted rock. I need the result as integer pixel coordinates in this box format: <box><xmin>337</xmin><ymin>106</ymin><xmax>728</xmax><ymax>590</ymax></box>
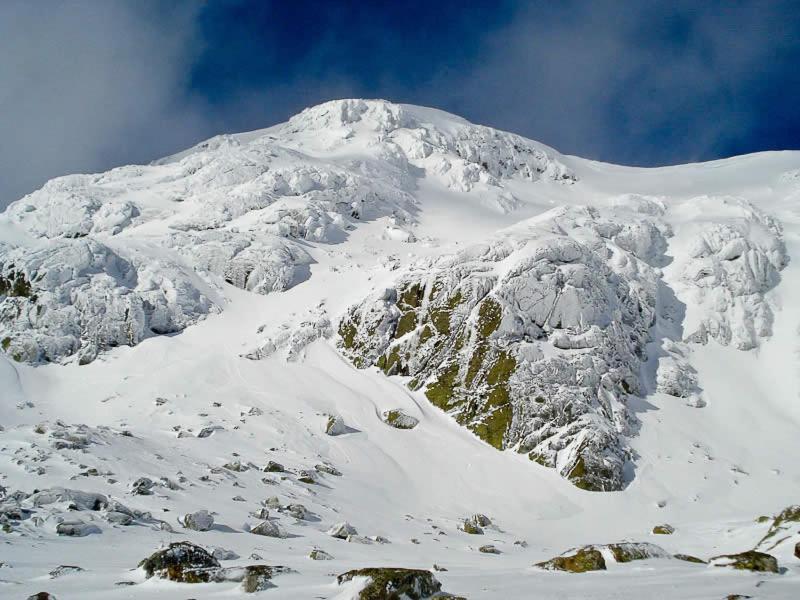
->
<box><xmin>180</xmin><ymin>510</ymin><xmax>214</xmax><ymax>532</ymax></box>
<box><xmin>327</xmin><ymin>521</ymin><xmax>357</xmax><ymax>539</ymax></box>
<box><xmin>246</xmin><ymin>308</ymin><xmax>332</xmax><ymax>361</ymax></box>
<box><xmin>325</xmin><ymin>414</ymin><xmax>349</xmax><ymax>436</ymax></box>
<box><xmin>0</xmin><ymin>100</ymin><xmax>576</xmax><ymax>365</ymax></box>
<box><xmin>675</xmin><ymin>197</ymin><xmax>786</xmax><ymax>350</ymax></box>
<box><xmin>339</xmin><ymin>206</ymin><xmax>663</xmax><ymax>490</ymax></box>
<box><xmin>28</xmin><ymin>488</ymin><xmax>108</xmax><ymax>511</ymax></box>
<box><xmin>250</xmin><ymin>520</ymin><xmax>288</xmax><ymax>538</ymax></box>
<box><xmin>0</xmin><ymin>239</ymin><xmax>215</xmax><ymax>364</ymax></box>
<box><xmin>168</xmin><ymin>230</ymin><xmax>312</xmax><ymax>294</ymax></box>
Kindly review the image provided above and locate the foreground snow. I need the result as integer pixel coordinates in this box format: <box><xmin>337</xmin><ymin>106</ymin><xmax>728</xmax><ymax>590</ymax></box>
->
<box><xmin>0</xmin><ymin>100</ymin><xmax>799</xmax><ymax>598</ymax></box>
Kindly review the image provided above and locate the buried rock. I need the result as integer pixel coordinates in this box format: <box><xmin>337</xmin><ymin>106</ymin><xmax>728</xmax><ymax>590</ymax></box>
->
<box><xmin>381</xmin><ymin>409</ymin><xmax>419</xmax><ymax>430</ymax></box>
<box><xmin>49</xmin><ymin>565</ymin><xmax>84</xmax><ymax>578</ymax></box>
<box><xmin>56</xmin><ymin>520</ymin><xmax>101</xmax><ymax>537</ymax></box>
<box><xmin>709</xmin><ymin>550</ymin><xmax>779</xmax><ymax>573</ymax></box>
<box><xmin>139</xmin><ymin>541</ymin><xmax>221</xmax><ymax>583</ymax></box>
<box><xmin>535</xmin><ymin>547</ymin><xmax>606</xmax><ymax>573</ymax></box>
<box><xmin>27</xmin><ymin>594</ymin><xmax>57</xmax><ymax>600</ymax></box>
<box><xmin>337</xmin><ymin>567</ymin><xmax>444</xmax><ymax>599</ymax></box>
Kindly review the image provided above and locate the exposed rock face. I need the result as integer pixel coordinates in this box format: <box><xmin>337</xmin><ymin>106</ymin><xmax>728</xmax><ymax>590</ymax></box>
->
<box><xmin>339</xmin><ymin>206</ymin><xmax>662</xmax><ymax>490</ymax></box>
<box><xmin>139</xmin><ymin>541</ymin><xmax>221</xmax><ymax>583</ymax></box>
<box><xmin>337</xmin><ymin>567</ymin><xmax>443</xmax><ymax>599</ymax></box>
<box><xmin>709</xmin><ymin>550</ymin><xmax>779</xmax><ymax>573</ymax></box>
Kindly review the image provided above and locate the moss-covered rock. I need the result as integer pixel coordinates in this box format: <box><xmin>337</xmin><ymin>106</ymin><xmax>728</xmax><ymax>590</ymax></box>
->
<box><xmin>652</xmin><ymin>524</ymin><xmax>675</xmax><ymax>535</ymax></box>
<box><xmin>607</xmin><ymin>542</ymin><xmax>670</xmax><ymax>563</ymax></box>
<box><xmin>757</xmin><ymin>505</ymin><xmax>800</xmax><ymax>550</ymax></box>
<box><xmin>535</xmin><ymin>547</ymin><xmax>607</xmax><ymax>573</ymax></box>
<box><xmin>674</xmin><ymin>553</ymin><xmax>707</xmax><ymax>564</ymax></box>
<box><xmin>337</xmin><ymin>567</ymin><xmax>442</xmax><ymax>599</ymax></box>
<box><xmin>710</xmin><ymin>550</ymin><xmax>779</xmax><ymax>573</ymax></box>
<box><xmin>138</xmin><ymin>541</ymin><xmax>221</xmax><ymax>583</ymax></box>
<box><xmin>382</xmin><ymin>409</ymin><xmax>419</xmax><ymax>429</ymax></box>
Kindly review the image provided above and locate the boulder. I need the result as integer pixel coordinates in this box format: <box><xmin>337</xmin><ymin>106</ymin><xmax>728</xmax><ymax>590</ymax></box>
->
<box><xmin>325</xmin><ymin>415</ymin><xmax>348</xmax><ymax>436</ymax></box>
<box><xmin>535</xmin><ymin>547</ymin><xmax>607</xmax><ymax>573</ymax></box>
<box><xmin>479</xmin><ymin>544</ymin><xmax>501</xmax><ymax>554</ymax></box>
<box><xmin>251</xmin><ymin>520</ymin><xmax>288</xmax><ymax>538</ymax></box>
<box><xmin>56</xmin><ymin>520</ymin><xmax>101</xmax><ymax>537</ymax></box>
<box><xmin>310</xmin><ymin>548</ymin><xmax>333</xmax><ymax>560</ymax></box>
<box><xmin>652</xmin><ymin>524</ymin><xmax>675</xmax><ymax>535</ymax></box>
<box><xmin>139</xmin><ymin>541</ymin><xmax>221</xmax><ymax>583</ymax></box>
<box><xmin>327</xmin><ymin>521</ymin><xmax>357</xmax><ymax>539</ymax></box>
<box><xmin>381</xmin><ymin>409</ymin><xmax>419</xmax><ymax>430</ymax></box>
<box><xmin>315</xmin><ymin>463</ymin><xmax>342</xmax><ymax>476</ymax></box>
<box><xmin>337</xmin><ymin>567</ymin><xmax>442</xmax><ymax>599</ymax></box>
<box><xmin>710</xmin><ymin>550</ymin><xmax>779</xmax><ymax>573</ymax></box>
<box><xmin>264</xmin><ymin>461</ymin><xmax>285</xmax><ymax>473</ymax></box>
<box><xmin>180</xmin><ymin>510</ymin><xmax>214</xmax><ymax>531</ymax></box>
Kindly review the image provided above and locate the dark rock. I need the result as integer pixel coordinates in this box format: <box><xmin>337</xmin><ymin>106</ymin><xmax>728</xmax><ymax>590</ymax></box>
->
<box><xmin>710</xmin><ymin>550</ymin><xmax>779</xmax><ymax>573</ymax></box>
<box><xmin>337</xmin><ymin>567</ymin><xmax>442</xmax><ymax>599</ymax></box>
<box><xmin>264</xmin><ymin>461</ymin><xmax>285</xmax><ymax>473</ymax></box>
<box><xmin>138</xmin><ymin>541</ymin><xmax>221</xmax><ymax>583</ymax></box>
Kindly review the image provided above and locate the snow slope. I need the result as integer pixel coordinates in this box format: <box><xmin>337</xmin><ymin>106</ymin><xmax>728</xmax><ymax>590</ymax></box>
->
<box><xmin>0</xmin><ymin>99</ymin><xmax>799</xmax><ymax>599</ymax></box>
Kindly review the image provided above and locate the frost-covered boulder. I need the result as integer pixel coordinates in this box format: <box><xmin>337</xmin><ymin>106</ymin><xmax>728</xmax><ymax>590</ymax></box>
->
<box><xmin>250</xmin><ymin>520</ymin><xmax>288</xmax><ymax>538</ymax></box>
<box><xmin>28</xmin><ymin>488</ymin><xmax>108</xmax><ymax>511</ymax></box>
<box><xmin>180</xmin><ymin>510</ymin><xmax>214</xmax><ymax>532</ymax></box>
<box><xmin>138</xmin><ymin>541</ymin><xmax>220</xmax><ymax>583</ymax></box>
<box><xmin>327</xmin><ymin>521</ymin><xmax>357</xmax><ymax>539</ymax></box>
<box><xmin>339</xmin><ymin>206</ymin><xmax>662</xmax><ymax>490</ymax></box>
<box><xmin>0</xmin><ymin>239</ymin><xmax>215</xmax><ymax>364</ymax></box>
<box><xmin>325</xmin><ymin>414</ymin><xmax>349</xmax><ymax>436</ymax></box>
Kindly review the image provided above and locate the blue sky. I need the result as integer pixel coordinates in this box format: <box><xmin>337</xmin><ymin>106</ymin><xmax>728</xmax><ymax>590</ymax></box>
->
<box><xmin>1</xmin><ymin>0</ymin><xmax>799</xmax><ymax>207</ymax></box>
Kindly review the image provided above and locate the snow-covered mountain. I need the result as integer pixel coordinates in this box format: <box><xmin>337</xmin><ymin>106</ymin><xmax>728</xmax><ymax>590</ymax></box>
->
<box><xmin>1</xmin><ymin>99</ymin><xmax>798</xmax><ymax>599</ymax></box>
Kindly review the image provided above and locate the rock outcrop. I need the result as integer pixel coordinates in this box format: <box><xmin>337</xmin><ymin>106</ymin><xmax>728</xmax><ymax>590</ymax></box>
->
<box><xmin>339</xmin><ymin>206</ymin><xmax>662</xmax><ymax>490</ymax></box>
